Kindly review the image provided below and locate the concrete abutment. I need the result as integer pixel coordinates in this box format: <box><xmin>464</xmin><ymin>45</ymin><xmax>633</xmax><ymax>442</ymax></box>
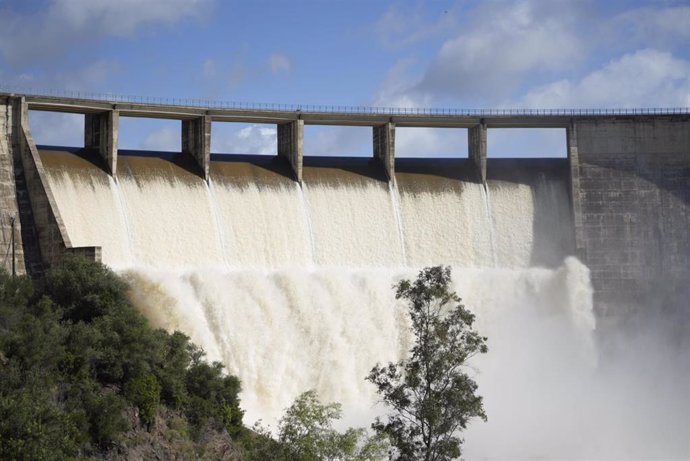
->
<box><xmin>0</xmin><ymin>97</ymin><xmax>27</xmax><ymax>275</ymax></box>
<box><xmin>6</xmin><ymin>96</ymin><xmax>101</xmax><ymax>273</ymax></box>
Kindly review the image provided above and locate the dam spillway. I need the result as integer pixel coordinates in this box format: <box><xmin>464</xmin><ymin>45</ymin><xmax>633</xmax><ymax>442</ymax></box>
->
<box><xmin>38</xmin><ymin>147</ymin><xmax>573</xmax><ymax>270</ymax></box>
<box><xmin>1</xmin><ymin>94</ymin><xmax>689</xmax><ymax>458</ymax></box>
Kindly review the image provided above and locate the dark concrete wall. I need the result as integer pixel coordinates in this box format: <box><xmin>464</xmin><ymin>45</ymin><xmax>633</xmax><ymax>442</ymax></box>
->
<box><xmin>373</xmin><ymin>122</ymin><xmax>395</xmax><ymax>180</ymax></box>
<box><xmin>468</xmin><ymin>122</ymin><xmax>487</xmax><ymax>183</ymax></box>
<box><xmin>573</xmin><ymin>117</ymin><xmax>690</xmax><ymax>315</ymax></box>
<box><xmin>182</xmin><ymin>115</ymin><xmax>211</xmax><ymax>180</ymax></box>
<box><xmin>277</xmin><ymin>120</ymin><xmax>304</xmax><ymax>182</ymax></box>
<box><xmin>85</xmin><ymin>110</ymin><xmax>119</xmax><ymax>175</ymax></box>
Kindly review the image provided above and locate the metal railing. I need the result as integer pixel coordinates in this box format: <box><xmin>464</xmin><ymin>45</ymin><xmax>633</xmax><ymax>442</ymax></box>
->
<box><xmin>2</xmin><ymin>84</ymin><xmax>690</xmax><ymax>117</ymax></box>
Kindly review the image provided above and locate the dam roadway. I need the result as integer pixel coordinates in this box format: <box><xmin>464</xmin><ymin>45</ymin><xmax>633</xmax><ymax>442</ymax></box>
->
<box><xmin>1</xmin><ymin>92</ymin><xmax>689</xmax><ymax>318</ymax></box>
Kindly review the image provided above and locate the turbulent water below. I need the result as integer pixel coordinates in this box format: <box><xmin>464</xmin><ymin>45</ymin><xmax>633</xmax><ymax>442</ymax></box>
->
<box><xmin>39</xmin><ymin>148</ymin><xmax>690</xmax><ymax>459</ymax></box>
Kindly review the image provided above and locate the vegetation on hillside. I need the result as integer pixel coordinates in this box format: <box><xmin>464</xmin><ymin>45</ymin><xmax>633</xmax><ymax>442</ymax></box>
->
<box><xmin>0</xmin><ymin>259</ymin><xmax>486</xmax><ymax>460</ymax></box>
<box><xmin>254</xmin><ymin>389</ymin><xmax>389</xmax><ymax>461</ymax></box>
<box><xmin>0</xmin><ymin>257</ymin><xmax>244</xmax><ymax>460</ymax></box>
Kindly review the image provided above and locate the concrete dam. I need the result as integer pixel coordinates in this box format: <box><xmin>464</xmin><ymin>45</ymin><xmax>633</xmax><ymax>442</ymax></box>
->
<box><xmin>1</xmin><ymin>93</ymin><xmax>689</xmax><ymax>458</ymax></box>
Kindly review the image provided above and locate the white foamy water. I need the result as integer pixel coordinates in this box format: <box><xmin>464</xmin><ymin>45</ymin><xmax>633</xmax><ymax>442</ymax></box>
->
<box><xmin>305</xmin><ymin>180</ymin><xmax>404</xmax><ymax>267</ymax></box>
<box><xmin>44</xmin><ymin>154</ymin><xmax>571</xmax><ymax>271</ymax></box>
<box><xmin>397</xmin><ymin>180</ymin><xmax>495</xmax><ymax>266</ymax></box>
<box><xmin>41</xmin><ymin>153</ymin><xmax>587</xmax><ymax>429</ymax></box>
<box><xmin>41</xmin><ymin>151</ymin><xmax>690</xmax><ymax>459</ymax></box>
<box><xmin>123</xmin><ymin>258</ymin><xmax>595</xmax><ymax>433</ymax></box>
<box><xmin>211</xmin><ymin>179</ymin><xmax>311</xmax><ymax>268</ymax></box>
<box><xmin>117</xmin><ymin>174</ymin><xmax>225</xmax><ymax>270</ymax></box>
<box><xmin>43</xmin><ymin>168</ymin><xmax>132</xmax><ymax>267</ymax></box>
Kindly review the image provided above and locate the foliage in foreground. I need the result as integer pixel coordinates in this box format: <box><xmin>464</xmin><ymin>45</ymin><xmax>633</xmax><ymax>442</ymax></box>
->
<box><xmin>275</xmin><ymin>390</ymin><xmax>388</xmax><ymax>461</ymax></box>
<box><xmin>0</xmin><ymin>256</ymin><xmax>243</xmax><ymax>460</ymax></box>
<box><xmin>367</xmin><ymin>266</ymin><xmax>488</xmax><ymax>461</ymax></box>
<box><xmin>246</xmin><ymin>390</ymin><xmax>387</xmax><ymax>461</ymax></box>
<box><xmin>0</xmin><ymin>258</ymin><xmax>487</xmax><ymax>460</ymax></box>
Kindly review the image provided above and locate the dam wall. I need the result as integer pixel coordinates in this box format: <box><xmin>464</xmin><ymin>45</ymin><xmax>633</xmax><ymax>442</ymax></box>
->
<box><xmin>1</xmin><ymin>93</ymin><xmax>689</xmax><ymax>316</ymax></box>
<box><xmin>0</xmin><ymin>96</ymin><xmax>101</xmax><ymax>274</ymax></box>
<box><xmin>572</xmin><ymin>117</ymin><xmax>690</xmax><ymax>314</ymax></box>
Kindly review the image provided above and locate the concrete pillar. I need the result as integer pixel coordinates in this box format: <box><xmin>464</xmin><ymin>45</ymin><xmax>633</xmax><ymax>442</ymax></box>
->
<box><xmin>468</xmin><ymin>121</ymin><xmax>487</xmax><ymax>183</ymax></box>
<box><xmin>373</xmin><ymin>122</ymin><xmax>395</xmax><ymax>180</ymax></box>
<box><xmin>277</xmin><ymin>119</ymin><xmax>304</xmax><ymax>182</ymax></box>
<box><xmin>84</xmin><ymin>110</ymin><xmax>119</xmax><ymax>176</ymax></box>
<box><xmin>566</xmin><ymin>120</ymin><xmax>586</xmax><ymax>259</ymax></box>
<box><xmin>182</xmin><ymin>115</ymin><xmax>211</xmax><ymax>181</ymax></box>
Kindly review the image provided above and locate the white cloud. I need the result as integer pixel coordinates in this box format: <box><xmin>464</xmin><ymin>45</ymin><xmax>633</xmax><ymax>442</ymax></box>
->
<box><xmin>0</xmin><ymin>0</ymin><xmax>211</xmax><ymax>67</ymax></box>
<box><xmin>55</xmin><ymin>0</ymin><xmax>209</xmax><ymax>35</ymax></box>
<box><xmin>374</xmin><ymin>0</ymin><xmax>587</xmax><ymax>107</ymax></box>
<box><xmin>304</xmin><ymin>126</ymin><xmax>371</xmax><ymax>157</ymax></box>
<box><xmin>519</xmin><ymin>49</ymin><xmax>690</xmax><ymax>109</ymax></box>
<box><xmin>142</xmin><ymin>126</ymin><xmax>180</xmax><ymax>152</ymax></box>
<box><xmin>5</xmin><ymin>59</ymin><xmax>122</xmax><ymax>95</ymax></box>
<box><xmin>212</xmin><ymin>124</ymin><xmax>276</xmax><ymax>155</ymax></box>
<box><xmin>28</xmin><ymin>111</ymin><xmax>83</xmax><ymax>147</ymax></box>
<box><xmin>372</xmin><ymin>58</ymin><xmax>431</xmax><ymax>108</ymax></box>
<box><xmin>612</xmin><ymin>5</ymin><xmax>690</xmax><ymax>43</ymax></box>
<box><xmin>415</xmin><ymin>0</ymin><xmax>584</xmax><ymax>103</ymax></box>
<box><xmin>375</xmin><ymin>2</ymin><xmax>457</xmax><ymax>48</ymax></box>
<box><xmin>269</xmin><ymin>54</ymin><xmax>291</xmax><ymax>74</ymax></box>
<box><xmin>488</xmin><ymin>129</ymin><xmax>566</xmax><ymax>158</ymax></box>
<box><xmin>396</xmin><ymin>127</ymin><xmax>467</xmax><ymax>158</ymax></box>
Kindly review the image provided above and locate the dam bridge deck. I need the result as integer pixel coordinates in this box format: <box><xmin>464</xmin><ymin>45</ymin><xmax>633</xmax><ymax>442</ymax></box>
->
<box><xmin>12</xmin><ymin>92</ymin><xmax>690</xmax><ymax>127</ymax></box>
<box><xmin>5</xmin><ymin>92</ymin><xmax>690</xmax><ymax>185</ymax></box>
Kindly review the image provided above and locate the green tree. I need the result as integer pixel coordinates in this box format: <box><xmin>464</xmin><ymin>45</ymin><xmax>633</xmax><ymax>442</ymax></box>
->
<box><xmin>277</xmin><ymin>390</ymin><xmax>388</xmax><ymax>461</ymax></box>
<box><xmin>0</xmin><ymin>257</ymin><xmax>248</xmax><ymax>458</ymax></box>
<box><xmin>124</xmin><ymin>373</ymin><xmax>162</xmax><ymax>427</ymax></box>
<box><xmin>367</xmin><ymin>266</ymin><xmax>488</xmax><ymax>461</ymax></box>
<box><xmin>185</xmin><ymin>352</ymin><xmax>243</xmax><ymax>436</ymax></box>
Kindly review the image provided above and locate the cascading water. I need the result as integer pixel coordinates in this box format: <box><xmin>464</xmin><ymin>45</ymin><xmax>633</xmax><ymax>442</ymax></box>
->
<box><xmin>388</xmin><ymin>179</ymin><xmax>407</xmax><ymax>266</ymax></box>
<box><xmin>111</xmin><ymin>176</ymin><xmax>135</xmax><ymax>266</ymax></box>
<box><xmin>206</xmin><ymin>178</ymin><xmax>231</xmax><ymax>268</ymax></box>
<box><xmin>480</xmin><ymin>182</ymin><xmax>497</xmax><ymax>267</ymax></box>
<box><xmin>38</xmin><ymin>148</ymin><xmax>690</xmax><ymax>459</ymax></box>
<box><xmin>296</xmin><ymin>182</ymin><xmax>316</xmax><ymax>266</ymax></box>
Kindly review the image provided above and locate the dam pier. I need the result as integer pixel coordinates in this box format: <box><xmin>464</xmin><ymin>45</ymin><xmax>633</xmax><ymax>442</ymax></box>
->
<box><xmin>1</xmin><ymin>93</ymin><xmax>689</xmax><ymax>317</ymax></box>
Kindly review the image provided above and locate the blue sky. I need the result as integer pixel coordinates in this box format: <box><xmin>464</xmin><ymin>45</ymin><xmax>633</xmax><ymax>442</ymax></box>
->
<box><xmin>2</xmin><ymin>0</ymin><xmax>690</xmax><ymax>157</ymax></box>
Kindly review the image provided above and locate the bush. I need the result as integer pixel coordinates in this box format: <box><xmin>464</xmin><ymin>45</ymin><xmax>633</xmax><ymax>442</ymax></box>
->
<box><xmin>276</xmin><ymin>390</ymin><xmax>388</xmax><ymax>461</ymax></box>
<box><xmin>185</xmin><ymin>358</ymin><xmax>243</xmax><ymax>436</ymax></box>
<box><xmin>44</xmin><ymin>256</ymin><xmax>129</xmax><ymax>323</ymax></box>
<box><xmin>124</xmin><ymin>373</ymin><xmax>162</xmax><ymax>426</ymax></box>
<box><xmin>0</xmin><ymin>257</ymin><xmax>246</xmax><ymax>458</ymax></box>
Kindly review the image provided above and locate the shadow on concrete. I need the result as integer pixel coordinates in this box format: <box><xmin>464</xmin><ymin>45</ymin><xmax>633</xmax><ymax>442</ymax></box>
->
<box><xmin>487</xmin><ymin>158</ymin><xmax>575</xmax><ymax>268</ymax></box>
<box><xmin>118</xmin><ymin>148</ymin><xmax>203</xmax><ymax>179</ymax></box>
<box><xmin>302</xmin><ymin>156</ymin><xmax>387</xmax><ymax>183</ymax></box>
<box><xmin>211</xmin><ymin>153</ymin><xmax>294</xmax><ymax>181</ymax></box>
<box><xmin>37</xmin><ymin>145</ymin><xmax>109</xmax><ymax>173</ymax></box>
<box><xmin>394</xmin><ymin>158</ymin><xmax>478</xmax><ymax>182</ymax></box>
